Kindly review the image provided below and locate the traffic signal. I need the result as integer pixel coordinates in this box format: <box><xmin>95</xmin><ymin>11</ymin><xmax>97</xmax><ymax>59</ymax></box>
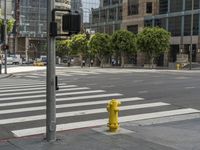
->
<box><xmin>62</xmin><ymin>12</ymin><xmax>81</xmax><ymax>34</ymax></box>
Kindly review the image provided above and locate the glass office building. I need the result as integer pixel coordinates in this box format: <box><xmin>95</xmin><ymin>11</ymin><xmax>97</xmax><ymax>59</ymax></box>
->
<box><xmin>91</xmin><ymin>0</ymin><xmax>122</xmax><ymax>34</ymax></box>
<box><xmin>144</xmin><ymin>0</ymin><xmax>200</xmax><ymax>63</ymax></box>
<box><xmin>19</xmin><ymin>0</ymin><xmax>47</xmax><ymax>38</ymax></box>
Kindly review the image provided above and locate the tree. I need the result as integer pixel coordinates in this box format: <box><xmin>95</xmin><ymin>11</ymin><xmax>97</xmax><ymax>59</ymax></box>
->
<box><xmin>56</xmin><ymin>40</ymin><xmax>71</xmax><ymax>57</ymax></box>
<box><xmin>69</xmin><ymin>34</ymin><xmax>88</xmax><ymax>62</ymax></box>
<box><xmin>137</xmin><ymin>27</ymin><xmax>171</xmax><ymax>67</ymax></box>
<box><xmin>111</xmin><ymin>30</ymin><xmax>137</xmax><ymax>68</ymax></box>
<box><xmin>89</xmin><ymin>33</ymin><xmax>112</xmax><ymax>67</ymax></box>
<box><xmin>0</xmin><ymin>18</ymin><xmax>15</xmax><ymax>33</ymax></box>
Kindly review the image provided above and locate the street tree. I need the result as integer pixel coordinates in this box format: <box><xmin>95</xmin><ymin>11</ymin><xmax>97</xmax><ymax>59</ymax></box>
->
<box><xmin>69</xmin><ymin>34</ymin><xmax>88</xmax><ymax>62</ymax></box>
<box><xmin>0</xmin><ymin>18</ymin><xmax>15</xmax><ymax>33</ymax></box>
<box><xmin>89</xmin><ymin>33</ymin><xmax>112</xmax><ymax>67</ymax></box>
<box><xmin>137</xmin><ymin>27</ymin><xmax>171</xmax><ymax>67</ymax></box>
<box><xmin>56</xmin><ymin>40</ymin><xmax>71</xmax><ymax>57</ymax></box>
<box><xmin>111</xmin><ymin>30</ymin><xmax>137</xmax><ymax>68</ymax></box>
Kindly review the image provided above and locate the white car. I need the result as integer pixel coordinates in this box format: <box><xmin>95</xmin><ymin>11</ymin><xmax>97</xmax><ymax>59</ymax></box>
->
<box><xmin>3</xmin><ymin>57</ymin><xmax>13</xmax><ymax>65</ymax></box>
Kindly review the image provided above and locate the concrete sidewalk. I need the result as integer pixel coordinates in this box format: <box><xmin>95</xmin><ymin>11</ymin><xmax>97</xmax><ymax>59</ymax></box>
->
<box><xmin>1</xmin><ymin>117</ymin><xmax>200</xmax><ymax>150</ymax></box>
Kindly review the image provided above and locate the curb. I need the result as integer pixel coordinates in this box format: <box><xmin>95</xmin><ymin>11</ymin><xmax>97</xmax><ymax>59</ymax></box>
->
<box><xmin>0</xmin><ymin>74</ymin><xmax>13</xmax><ymax>79</ymax></box>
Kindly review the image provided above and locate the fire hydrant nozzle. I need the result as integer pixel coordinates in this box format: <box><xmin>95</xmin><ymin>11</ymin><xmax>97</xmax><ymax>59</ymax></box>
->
<box><xmin>107</xmin><ymin>99</ymin><xmax>121</xmax><ymax>132</ymax></box>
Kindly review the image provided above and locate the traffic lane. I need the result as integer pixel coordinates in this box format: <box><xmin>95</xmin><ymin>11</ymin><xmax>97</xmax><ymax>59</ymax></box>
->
<box><xmin>58</xmin><ymin>72</ymin><xmax>200</xmax><ymax>109</ymax></box>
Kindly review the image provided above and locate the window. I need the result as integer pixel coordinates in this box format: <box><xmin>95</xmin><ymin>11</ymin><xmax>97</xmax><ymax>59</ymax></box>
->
<box><xmin>170</xmin><ymin>0</ymin><xmax>183</xmax><ymax>13</ymax></box>
<box><xmin>185</xmin><ymin>0</ymin><xmax>200</xmax><ymax>10</ymax></box>
<box><xmin>128</xmin><ymin>0</ymin><xmax>139</xmax><ymax>16</ymax></box>
<box><xmin>144</xmin><ymin>20</ymin><xmax>153</xmax><ymax>27</ymax></box>
<box><xmin>168</xmin><ymin>16</ymin><xmax>182</xmax><ymax>36</ymax></box>
<box><xmin>146</xmin><ymin>2</ymin><xmax>152</xmax><ymax>14</ymax></box>
<box><xmin>184</xmin><ymin>14</ymin><xmax>199</xmax><ymax>36</ymax></box>
<box><xmin>159</xmin><ymin>0</ymin><xmax>168</xmax><ymax>14</ymax></box>
<box><xmin>127</xmin><ymin>25</ymin><xmax>138</xmax><ymax>34</ymax></box>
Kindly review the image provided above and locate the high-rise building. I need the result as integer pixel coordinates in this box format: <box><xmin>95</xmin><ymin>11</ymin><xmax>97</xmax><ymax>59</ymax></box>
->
<box><xmin>91</xmin><ymin>0</ymin><xmax>200</xmax><ymax>66</ymax></box>
<box><xmin>15</xmin><ymin>0</ymin><xmax>70</xmax><ymax>59</ymax></box>
<box><xmin>91</xmin><ymin>0</ymin><xmax>122</xmax><ymax>34</ymax></box>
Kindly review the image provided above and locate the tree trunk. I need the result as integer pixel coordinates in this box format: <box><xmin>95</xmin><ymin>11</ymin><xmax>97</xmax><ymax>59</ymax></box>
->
<box><xmin>150</xmin><ymin>57</ymin><xmax>154</xmax><ymax>69</ymax></box>
<box><xmin>100</xmin><ymin>57</ymin><xmax>104</xmax><ymax>68</ymax></box>
<box><xmin>121</xmin><ymin>51</ymin><xmax>125</xmax><ymax>68</ymax></box>
<box><xmin>80</xmin><ymin>54</ymin><xmax>83</xmax><ymax>68</ymax></box>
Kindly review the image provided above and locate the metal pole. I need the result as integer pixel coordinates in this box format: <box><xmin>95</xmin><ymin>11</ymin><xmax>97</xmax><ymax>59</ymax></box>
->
<box><xmin>190</xmin><ymin>0</ymin><xmax>194</xmax><ymax>70</ymax></box>
<box><xmin>4</xmin><ymin>0</ymin><xmax>7</xmax><ymax>74</ymax></box>
<box><xmin>46</xmin><ymin>0</ymin><xmax>56</xmax><ymax>141</ymax></box>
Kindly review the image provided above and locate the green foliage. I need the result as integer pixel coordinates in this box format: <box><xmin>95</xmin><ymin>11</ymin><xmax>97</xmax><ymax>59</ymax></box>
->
<box><xmin>56</xmin><ymin>40</ymin><xmax>71</xmax><ymax>57</ymax></box>
<box><xmin>69</xmin><ymin>34</ymin><xmax>88</xmax><ymax>58</ymax></box>
<box><xmin>0</xmin><ymin>18</ymin><xmax>15</xmax><ymax>33</ymax></box>
<box><xmin>111</xmin><ymin>29</ymin><xmax>137</xmax><ymax>67</ymax></box>
<box><xmin>89</xmin><ymin>33</ymin><xmax>112</xmax><ymax>61</ymax></box>
<box><xmin>137</xmin><ymin>27</ymin><xmax>171</xmax><ymax>60</ymax></box>
<box><xmin>111</xmin><ymin>29</ymin><xmax>137</xmax><ymax>54</ymax></box>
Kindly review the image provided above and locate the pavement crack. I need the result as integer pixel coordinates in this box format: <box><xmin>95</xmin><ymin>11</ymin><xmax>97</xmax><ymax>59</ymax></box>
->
<box><xmin>7</xmin><ymin>140</ymin><xmax>24</xmax><ymax>150</ymax></box>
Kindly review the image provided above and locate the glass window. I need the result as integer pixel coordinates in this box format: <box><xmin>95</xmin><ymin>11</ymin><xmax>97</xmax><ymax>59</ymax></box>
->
<box><xmin>128</xmin><ymin>0</ymin><xmax>139</xmax><ymax>16</ymax></box>
<box><xmin>155</xmin><ymin>18</ymin><xmax>166</xmax><ymax>29</ymax></box>
<box><xmin>144</xmin><ymin>20</ymin><xmax>153</xmax><ymax>27</ymax></box>
<box><xmin>127</xmin><ymin>25</ymin><xmax>138</xmax><ymax>34</ymax></box>
<box><xmin>185</xmin><ymin>0</ymin><xmax>200</xmax><ymax>10</ymax></box>
<box><xmin>184</xmin><ymin>14</ymin><xmax>199</xmax><ymax>36</ymax></box>
<box><xmin>159</xmin><ymin>0</ymin><xmax>168</xmax><ymax>14</ymax></box>
<box><xmin>170</xmin><ymin>0</ymin><xmax>183</xmax><ymax>13</ymax></box>
<box><xmin>168</xmin><ymin>16</ymin><xmax>182</xmax><ymax>36</ymax></box>
<box><xmin>146</xmin><ymin>2</ymin><xmax>152</xmax><ymax>14</ymax></box>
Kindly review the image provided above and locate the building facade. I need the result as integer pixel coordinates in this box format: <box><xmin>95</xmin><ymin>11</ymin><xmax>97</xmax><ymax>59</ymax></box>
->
<box><xmin>91</xmin><ymin>0</ymin><xmax>122</xmax><ymax>34</ymax></box>
<box><xmin>15</xmin><ymin>0</ymin><xmax>70</xmax><ymax>61</ymax></box>
<box><xmin>91</xmin><ymin>0</ymin><xmax>200</xmax><ymax>66</ymax></box>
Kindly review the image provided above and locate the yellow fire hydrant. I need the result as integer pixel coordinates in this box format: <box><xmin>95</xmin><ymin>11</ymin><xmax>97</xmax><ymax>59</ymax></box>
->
<box><xmin>107</xmin><ymin>99</ymin><xmax>121</xmax><ymax>132</ymax></box>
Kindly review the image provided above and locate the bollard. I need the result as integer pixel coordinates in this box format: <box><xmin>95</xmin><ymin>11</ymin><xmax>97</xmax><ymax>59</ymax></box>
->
<box><xmin>107</xmin><ymin>99</ymin><xmax>121</xmax><ymax>132</ymax></box>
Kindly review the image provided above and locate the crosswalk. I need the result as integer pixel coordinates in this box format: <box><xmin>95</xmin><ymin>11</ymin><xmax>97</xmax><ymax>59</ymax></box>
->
<box><xmin>13</xmin><ymin>67</ymin><xmax>158</xmax><ymax>79</ymax></box>
<box><xmin>0</xmin><ymin>78</ymin><xmax>199</xmax><ymax>138</ymax></box>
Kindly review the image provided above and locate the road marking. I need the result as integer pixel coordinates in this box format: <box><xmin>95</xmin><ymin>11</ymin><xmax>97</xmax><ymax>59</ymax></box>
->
<box><xmin>0</xmin><ymin>85</ymin><xmax>81</xmax><ymax>93</ymax></box>
<box><xmin>184</xmin><ymin>87</ymin><xmax>196</xmax><ymax>89</ymax></box>
<box><xmin>0</xmin><ymin>102</ymin><xmax>169</xmax><ymax>124</ymax></box>
<box><xmin>12</xmin><ymin>108</ymin><xmax>200</xmax><ymax>137</ymax></box>
<box><xmin>0</xmin><ymin>90</ymin><xmax>105</xmax><ymax>101</ymax></box>
<box><xmin>0</xmin><ymin>97</ymin><xmax>144</xmax><ymax>114</ymax></box>
<box><xmin>138</xmin><ymin>90</ymin><xmax>148</xmax><ymax>94</ymax></box>
<box><xmin>0</xmin><ymin>93</ymin><xmax>123</xmax><ymax>106</ymax></box>
<box><xmin>0</xmin><ymin>83</ymin><xmax>45</xmax><ymax>87</ymax></box>
<box><xmin>0</xmin><ymin>87</ymin><xmax>90</xmax><ymax>96</ymax></box>
<box><xmin>0</xmin><ymin>84</ymin><xmax>68</xmax><ymax>90</ymax></box>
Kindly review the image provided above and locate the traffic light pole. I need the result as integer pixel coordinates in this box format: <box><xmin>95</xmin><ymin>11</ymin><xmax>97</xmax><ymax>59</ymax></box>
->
<box><xmin>46</xmin><ymin>0</ymin><xmax>56</xmax><ymax>142</ymax></box>
<box><xmin>4</xmin><ymin>0</ymin><xmax>7</xmax><ymax>74</ymax></box>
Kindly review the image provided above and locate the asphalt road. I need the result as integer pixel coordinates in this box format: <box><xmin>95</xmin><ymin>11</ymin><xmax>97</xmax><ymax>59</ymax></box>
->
<box><xmin>58</xmin><ymin>70</ymin><xmax>200</xmax><ymax>110</ymax></box>
<box><xmin>0</xmin><ymin>67</ymin><xmax>200</xmax><ymax>140</ymax></box>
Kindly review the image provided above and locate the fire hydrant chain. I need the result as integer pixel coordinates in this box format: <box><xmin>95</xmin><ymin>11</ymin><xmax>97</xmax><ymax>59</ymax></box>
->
<box><xmin>107</xmin><ymin>99</ymin><xmax>121</xmax><ymax>132</ymax></box>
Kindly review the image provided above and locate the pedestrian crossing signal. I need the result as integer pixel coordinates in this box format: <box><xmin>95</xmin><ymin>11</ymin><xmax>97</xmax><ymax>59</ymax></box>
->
<box><xmin>62</xmin><ymin>13</ymin><xmax>81</xmax><ymax>34</ymax></box>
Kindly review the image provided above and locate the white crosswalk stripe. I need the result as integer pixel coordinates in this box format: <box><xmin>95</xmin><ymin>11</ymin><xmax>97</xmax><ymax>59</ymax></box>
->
<box><xmin>0</xmin><ymin>78</ymin><xmax>199</xmax><ymax>138</ymax></box>
<box><xmin>12</xmin><ymin>108</ymin><xmax>200</xmax><ymax>137</ymax></box>
<box><xmin>13</xmin><ymin>67</ymin><xmax>159</xmax><ymax>79</ymax></box>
